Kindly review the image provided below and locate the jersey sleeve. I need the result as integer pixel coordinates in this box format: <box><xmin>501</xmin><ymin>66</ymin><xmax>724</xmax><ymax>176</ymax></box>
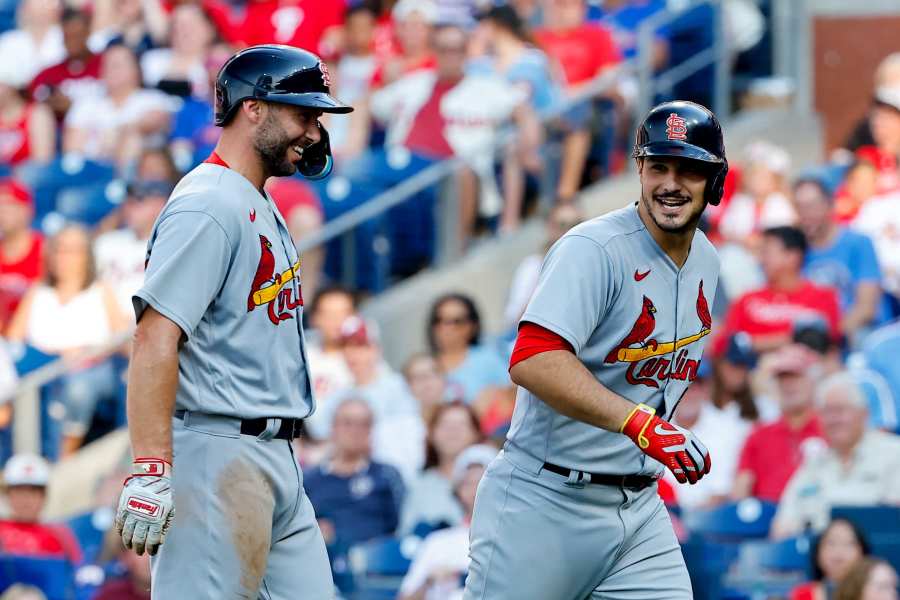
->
<box><xmin>133</xmin><ymin>209</ymin><xmax>233</xmax><ymax>338</ymax></box>
<box><xmin>521</xmin><ymin>235</ymin><xmax>618</xmax><ymax>354</ymax></box>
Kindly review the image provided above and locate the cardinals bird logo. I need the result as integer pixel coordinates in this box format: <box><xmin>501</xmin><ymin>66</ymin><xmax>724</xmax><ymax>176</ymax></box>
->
<box><xmin>605</xmin><ymin>296</ymin><xmax>657</xmax><ymax>363</ymax></box>
<box><xmin>247</xmin><ymin>234</ymin><xmax>303</xmax><ymax>325</ymax></box>
<box><xmin>606</xmin><ymin>282</ymin><xmax>713</xmax><ymax>388</ymax></box>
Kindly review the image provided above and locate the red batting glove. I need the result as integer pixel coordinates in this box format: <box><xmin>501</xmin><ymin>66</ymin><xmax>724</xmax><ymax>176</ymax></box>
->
<box><xmin>621</xmin><ymin>403</ymin><xmax>711</xmax><ymax>484</ymax></box>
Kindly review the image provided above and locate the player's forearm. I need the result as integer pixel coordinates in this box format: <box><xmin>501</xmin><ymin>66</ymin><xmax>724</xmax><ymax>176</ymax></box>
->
<box><xmin>510</xmin><ymin>350</ymin><xmax>633</xmax><ymax>433</ymax></box>
<box><xmin>126</xmin><ymin>320</ymin><xmax>181</xmax><ymax>462</ymax></box>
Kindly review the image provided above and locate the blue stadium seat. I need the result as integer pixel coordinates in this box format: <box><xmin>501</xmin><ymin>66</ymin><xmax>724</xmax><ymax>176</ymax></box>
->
<box><xmin>0</xmin><ymin>555</ymin><xmax>75</xmax><ymax>600</ymax></box>
<box><xmin>63</xmin><ymin>509</ymin><xmax>115</xmax><ymax>566</ymax></box>
<box><xmin>683</xmin><ymin>499</ymin><xmax>778</xmax><ymax>541</ymax></box>
<box><xmin>737</xmin><ymin>535</ymin><xmax>813</xmax><ymax>575</ymax></box>
<box><xmin>831</xmin><ymin>506</ymin><xmax>900</xmax><ymax>543</ymax></box>
<box><xmin>14</xmin><ymin>157</ymin><xmax>116</xmax><ymax>221</ymax></box>
<box><xmin>9</xmin><ymin>342</ymin><xmax>58</xmax><ymax>377</ymax></box>
<box><xmin>347</xmin><ymin>536</ymin><xmax>418</xmax><ymax>600</ymax></box>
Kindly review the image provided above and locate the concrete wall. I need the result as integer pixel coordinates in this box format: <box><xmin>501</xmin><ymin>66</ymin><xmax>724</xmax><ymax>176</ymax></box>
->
<box><xmin>364</xmin><ymin>108</ymin><xmax>823</xmax><ymax>368</ymax></box>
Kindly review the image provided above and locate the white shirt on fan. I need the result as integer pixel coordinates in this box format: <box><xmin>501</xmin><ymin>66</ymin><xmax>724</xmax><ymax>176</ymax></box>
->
<box><xmin>25</xmin><ymin>283</ymin><xmax>113</xmax><ymax>353</ymax></box>
<box><xmin>95</xmin><ymin>228</ymin><xmax>149</xmax><ymax>319</ymax></box>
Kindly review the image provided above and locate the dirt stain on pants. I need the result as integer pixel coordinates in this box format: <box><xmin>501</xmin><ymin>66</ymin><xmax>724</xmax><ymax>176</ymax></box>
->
<box><xmin>217</xmin><ymin>458</ymin><xmax>275</xmax><ymax>596</ymax></box>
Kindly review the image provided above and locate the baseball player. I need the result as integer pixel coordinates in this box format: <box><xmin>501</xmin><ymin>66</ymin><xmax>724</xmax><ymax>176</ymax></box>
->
<box><xmin>114</xmin><ymin>45</ymin><xmax>352</xmax><ymax>599</ymax></box>
<box><xmin>463</xmin><ymin>101</ymin><xmax>726</xmax><ymax>600</ymax></box>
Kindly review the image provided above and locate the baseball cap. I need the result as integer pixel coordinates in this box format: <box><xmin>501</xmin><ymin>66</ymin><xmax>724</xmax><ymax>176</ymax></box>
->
<box><xmin>0</xmin><ymin>179</ymin><xmax>34</xmax><ymax>209</ymax></box>
<box><xmin>3</xmin><ymin>454</ymin><xmax>50</xmax><ymax>487</ymax></box>
<box><xmin>769</xmin><ymin>343</ymin><xmax>818</xmax><ymax>376</ymax></box>
<box><xmin>452</xmin><ymin>444</ymin><xmax>497</xmax><ymax>488</ymax></box>
<box><xmin>724</xmin><ymin>332</ymin><xmax>757</xmax><ymax>369</ymax></box>
<box><xmin>340</xmin><ymin>315</ymin><xmax>380</xmax><ymax>346</ymax></box>
<box><xmin>393</xmin><ymin>0</ymin><xmax>439</xmax><ymax>24</ymax></box>
<box><xmin>874</xmin><ymin>86</ymin><xmax>900</xmax><ymax>112</ymax></box>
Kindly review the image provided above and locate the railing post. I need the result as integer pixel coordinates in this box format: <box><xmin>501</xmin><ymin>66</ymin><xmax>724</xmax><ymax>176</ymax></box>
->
<box><xmin>13</xmin><ymin>388</ymin><xmax>40</xmax><ymax>455</ymax></box>
<box><xmin>340</xmin><ymin>229</ymin><xmax>356</xmax><ymax>290</ymax></box>
<box><xmin>635</xmin><ymin>18</ymin><xmax>657</xmax><ymax>124</ymax></box>
<box><xmin>712</xmin><ymin>0</ymin><xmax>731</xmax><ymax>121</ymax></box>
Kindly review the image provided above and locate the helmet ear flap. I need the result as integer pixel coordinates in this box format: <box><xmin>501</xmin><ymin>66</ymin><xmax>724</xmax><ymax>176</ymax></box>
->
<box><xmin>706</xmin><ymin>159</ymin><xmax>728</xmax><ymax>206</ymax></box>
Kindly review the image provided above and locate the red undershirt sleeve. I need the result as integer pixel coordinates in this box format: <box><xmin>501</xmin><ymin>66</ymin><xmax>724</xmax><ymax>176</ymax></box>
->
<box><xmin>509</xmin><ymin>321</ymin><xmax>575</xmax><ymax>371</ymax></box>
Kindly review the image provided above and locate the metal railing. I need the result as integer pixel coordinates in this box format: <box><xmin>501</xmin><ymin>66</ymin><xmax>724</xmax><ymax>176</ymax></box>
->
<box><xmin>10</xmin><ymin>0</ymin><xmax>797</xmax><ymax>455</ymax></box>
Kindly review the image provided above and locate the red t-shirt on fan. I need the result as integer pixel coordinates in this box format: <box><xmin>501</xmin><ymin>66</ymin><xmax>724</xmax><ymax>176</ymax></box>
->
<box><xmin>0</xmin><ymin>520</ymin><xmax>82</xmax><ymax>562</ymax></box>
<box><xmin>235</xmin><ymin>0</ymin><xmax>346</xmax><ymax>54</ymax></box>
<box><xmin>0</xmin><ymin>233</ymin><xmax>43</xmax><ymax>327</ymax></box>
<box><xmin>718</xmin><ymin>280</ymin><xmax>842</xmax><ymax>350</ymax></box>
<box><xmin>28</xmin><ymin>55</ymin><xmax>103</xmax><ymax>106</ymax></box>
<box><xmin>0</xmin><ymin>105</ymin><xmax>35</xmax><ymax>166</ymax></box>
<box><xmin>534</xmin><ymin>24</ymin><xmax>621</xmax><ymax>86</ymax></box>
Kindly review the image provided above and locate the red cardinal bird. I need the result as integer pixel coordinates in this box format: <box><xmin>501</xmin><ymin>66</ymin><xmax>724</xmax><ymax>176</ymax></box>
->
<box><xmin>247</xmin><ymin>234</ymin><xmax>276</xmax><ymax>312</ymax></box>
<box><xmin>696</xmin><ymin>280</ymin><xmax>712</xmax><ymax>330</ymax></box>
<box><xmin>605</xmin><ymin>296</ymin><xmax>658</xmax><ymax>363</ymax></box>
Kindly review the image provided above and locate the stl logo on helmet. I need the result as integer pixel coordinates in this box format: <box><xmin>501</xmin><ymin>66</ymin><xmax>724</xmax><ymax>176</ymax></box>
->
<box><xmin>247</xmin><ymin>234</ymin><xmax>303</xmax><ymax>325</ymax></box>
<box><xmin>319</xmin><ymin>63</ymin><xmax>332</xmax><ymax>88</ymax></box>
<box><xmin>665</xmin><ymin>113</ymin><xmax>688</xmax><ymax>141</ymax></box>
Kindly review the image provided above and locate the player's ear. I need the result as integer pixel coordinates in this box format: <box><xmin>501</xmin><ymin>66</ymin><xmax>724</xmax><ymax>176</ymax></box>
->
<box><xmin>242</xmin><ymin>99</ymin><xmax>264</xmax><ymax>124</ymax></box>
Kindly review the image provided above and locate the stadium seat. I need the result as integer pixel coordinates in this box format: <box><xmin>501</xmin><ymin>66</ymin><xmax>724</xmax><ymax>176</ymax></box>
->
<box><xmin>0</xmin><ymin>555</ymin><xmax>75</xmax><ymax>600</ymax></box>
<box><xmin>63</xmin><ymin>508</ymin><xmax>115</xmax><ymax>566</ymax></box>
<box><xmin>831</xmin><ymin>506</ymin><xmax>900</xmax><ymax>543</ymax></box>
<box><xmin>347</xmin><ymin>536</ymin><xmax>419</xmax><ymax>600</ymax></box>
<box><xmin>737</xmin><ymin>535</ymin><xmax>813</xmax><ymax>575</ymax></box>
<box><xmin>9</xmin><ymin>342</ymin><xmax>58</xmax><ymax>377</ymax></box>
<box><xmin>683</xmin><ymin>498</ymin><xmax>778</xmax><ymax>541</ymax></box>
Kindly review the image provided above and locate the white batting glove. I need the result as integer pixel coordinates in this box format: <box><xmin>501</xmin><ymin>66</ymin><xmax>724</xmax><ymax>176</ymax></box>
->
<box><xmin>115</xmin><ymin>457</ymin><xmax>174</xmax><ymax>556</ymax></box>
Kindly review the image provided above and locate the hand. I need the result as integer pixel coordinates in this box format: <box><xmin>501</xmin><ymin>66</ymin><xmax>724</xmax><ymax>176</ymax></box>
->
<box><xmin>115</xmin><ymin>458</ymin><xmax>174</xmax><ymax>556</ymax></box>
<box><xmin>620</xmin><ymin>404</ymin><xmax>711</xmax><ymax>484</ymax></box>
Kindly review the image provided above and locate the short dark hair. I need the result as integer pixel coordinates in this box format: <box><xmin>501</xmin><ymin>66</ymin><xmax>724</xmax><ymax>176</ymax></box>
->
<box><xmin>793</xmin><ymin>176</ymin><xmax>832</xmax><ymax>202</ymax></box>
<box><xmin>345</xmin><ymin>2</ymin><xmax>377</xmax><ymax>19</ymax></box>
<box><xmin>61</xmin><ymin>7</ymin><xmax>90</xmax><ymax>25</ymax></box>
<box><xmin>762</xmin><ymin>226</ymin><xmax>808</xmax><ymax>257</ymax></box>
<box><xmin>308</xmin><ymin>285</ymin><xmax>356</xmax><ymax>317</ymax></box>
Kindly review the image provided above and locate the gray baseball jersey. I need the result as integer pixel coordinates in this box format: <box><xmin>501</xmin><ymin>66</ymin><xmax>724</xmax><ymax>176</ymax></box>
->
<box><xmin>507</xmin><ymin>202</ymin><xmax>719</xmax><ymax>475</ymax></box>
<box><xmin>134</xmin><ymin>162</ymin><xmax>314</xmax><ymax>420</ymax></box>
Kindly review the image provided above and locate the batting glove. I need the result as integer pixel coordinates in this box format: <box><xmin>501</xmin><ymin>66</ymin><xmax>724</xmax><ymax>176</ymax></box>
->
<box><xmin>621</xmin><ymin>404</ymin><xmax>711</xmax><ymax>484</ymax></box>
<box><xmin>115</xmin><ymin>457</ymin><xmax>174</xmax><ymax>556</ymax></box>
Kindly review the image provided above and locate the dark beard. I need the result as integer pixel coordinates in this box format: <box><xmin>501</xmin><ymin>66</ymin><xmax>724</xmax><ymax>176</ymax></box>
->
<box><xmin>254</xmin><ymin>111</ymin><xmax>297</xmax><ymax>177</ymax></box>
<box><xmin>643</xmin><ymin>193</ymin><xmax>705</xmax><ymax>234</ymax></box>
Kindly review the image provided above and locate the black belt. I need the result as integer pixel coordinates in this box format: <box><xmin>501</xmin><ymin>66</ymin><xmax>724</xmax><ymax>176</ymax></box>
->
<box><xmin>542</xmin><ymin>462</ymin><xmax>658</xmax><ymax>490</ymax></box>
<box><xmin>174</xmin><ymin>411</ymin><xmax>302</xmax><ymax>440</ymax></box>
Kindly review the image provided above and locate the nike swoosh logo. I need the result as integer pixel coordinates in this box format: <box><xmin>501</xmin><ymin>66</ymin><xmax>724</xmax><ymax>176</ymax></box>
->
<box><xmin>249</xmin><ymin>209</ymin><xmax>257</xmax><ymax>222</ymax></box>
<box><xmin>634</xmin><ymin>269</ymin><xmax>650</xmax><ymax>281</ymax></box>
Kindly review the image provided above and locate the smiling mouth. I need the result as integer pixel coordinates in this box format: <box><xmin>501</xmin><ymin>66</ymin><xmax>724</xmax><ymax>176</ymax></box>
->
<box><xmin>656</xmin><ymin>196</ymin><xmax>689</xmax><ymax>208</ymax></box>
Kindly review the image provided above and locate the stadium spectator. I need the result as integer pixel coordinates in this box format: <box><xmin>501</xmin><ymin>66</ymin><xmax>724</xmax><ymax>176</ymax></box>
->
<box><xmin>370</xmin><ymin>0</ymin><xmax>437</xmax><ymax>89</ymax></box>
<box><xmin>6</xmin><ymin>225</ymin><xmax>127</xmax><ymax>457</ymax></box>
<box><xmin>670</xmin><ymin>366</ymin><xmax>750</xmax><ymax>510</ymax></box>
<box><xmin>503</xmin><ymin>203</ymin><xmax>583</xmax><ymax>332</ymax></box>
<box><xmin>718</xmin><ymin>140</ymin><xmax>795</xmax><ymax>247</ymax></box>
<box><xmin>0</xmin><ymin>454</ymin><xmax>81</xmax><ymax>563</ymax></box>
<box><xmin>711</xmin><ymin>333</ymin><xmax>775</xmax><ymax>423</ymax></box>
<box><xmin>399</xmin><ymin>400</ymin><xmax>482</xmax><ymax>535</ymax></box>
<box><xmin>332</xmin><ymin>316</ymin><xmax>423</xmax><ymax>481</ymax></box>
<box><xmin>428</xmin><ymin>293</ymin><xmax>509</xmax><ymax>404</ymax></box>
<box><xmin>132</xmin><ymin>144</ymin><xmax>180</xmax><ymax>183</ymax></box>
<box><xmin>854</xmin><ymin>88</ymin><xmax>900</xmax><ymax>195</ymax></box>
<box><xmin>398</xmin><ymin>444</ymin><xmax>496</xmax><ymax>600</ymax></box>
<box><xmin>471</xmin><ymin>4</ymin><xmax>559</xmax><ymax>230</ymax></box>
<box><xmin>95</xmin><ymin>179</ymin><xmax>171</xmax><ymax>316</ymax></box>
<box><xmin>841</xmin><ymin>52</ymin><xmax>900</xmax><ymax>155</ymax></box>
<box><xmin>0</xmin><ymin>0</ymin><xmax>64</xmax><ymax>90</ymax></box>
<box><xmin>233</xmin><ymin>0</ymin><xmax>345</xmax><ymax>54</ymax></box>
<box><xmin>835</xmin><ymin>558</ymin><xmax>899</xmax><ymax>600</ymax></box>
<box><xmin>793</xmin><ymin>176</ymin><xmax>888</xmax><ymax>341</ymax></box>
<box><xmin>0</xmin><ymin>62</ymin><xmax>56</xmax><ymax>166</ymax></box>
<box><xmin>140</xmin><ymin>4</ymin><xmax>216</xmax><ymax>99</ymax></box>
<box><xmin>0</xmin><ymin>180</ymin><xmax>42</xmax><ymax>332</ymax></box>
<box><xmin>264</xmin><ymin>176</ymin><xmax>324</xmax><ymax>301</ymax></box>
<box><xmin>88</xmin><ymin>0</ymin><xmax>168</xmax><ymax>56</ymax></box>
<box><xmin>534</xmin><ymin>0</ymin><xmax>621</xmax><ymax>202</ymax></box>
<box><xmin>732</xmin><ymin>344</ymin><xmax>825</xmax><ymax>503</ymax></box>
<box><xmin>588</xmin><ymin>0</ymin><xmax>669</xmax><ymax>65</ymax></box>
<box><xmin>327</xmin><ymin>3</ymin><xmax>378</xmax><ymax>159</ymax></box>
<box><xmin>305</xmin><ymin>398</ymin><xmax>406</xmax><ymax>550</ymax></box>
<box><xmin>834</xmin><ymin>160</ymin><xmax>879</xmax><ymax>225</ymax></box>
<box><xmin>167</xmin><ymin>41</ymin><xmax>231</xmax><ymax>171</ymax></box>
<box><xmin>402</xmin><ymin>353</ymin><xmax>449</xmax><ymax>426</ymax></box>
<box><xmin>791</xmin><ymin>518</ymin><xmax>871</xmax><ymax>600</ymax></box>
<box><xmin>28</xmin><ymin>8</ymin><xmax>103</xmax><ymax>124</ymax></box>
<box><xmin>304</xmin><ymin>286</ymin><xmax>356</xmax><ymax>441</ymax></box>
<box><xmin>717</xmin><ymin>226</ymin><xmax>842</xmax><ymax>354</ymax></box>
<box><xmin>63</xmin><ymin>44</ymin><xmax>173</xmax><ymax>166</ymax></box>
<box><xmin>772</xmin><ymin>371</ymin><xmax>900</xmax><ymax>538</ymax></box>
<box><xmin>91</xmin><ymin>542</ymin><xmax>151</xmax><ymax>600</ymax></box>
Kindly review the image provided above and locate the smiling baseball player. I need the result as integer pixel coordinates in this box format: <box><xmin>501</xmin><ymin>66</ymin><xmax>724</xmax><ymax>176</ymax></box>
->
<box><xmin>115</xmin><ymin>45</ymin><xmax>351</xmax><ymax>599</ymax></box>
<box><xmin>463</xmin><ymin>101</ymin><xmax>726</xmax><ymax>600</ymax></box>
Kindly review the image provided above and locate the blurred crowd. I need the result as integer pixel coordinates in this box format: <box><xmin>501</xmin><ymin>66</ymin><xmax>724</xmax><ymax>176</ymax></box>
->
<box><xmin>0</xmin><ymin>0</ymin><xmax>898</xmax><ymax>599</ymax></box>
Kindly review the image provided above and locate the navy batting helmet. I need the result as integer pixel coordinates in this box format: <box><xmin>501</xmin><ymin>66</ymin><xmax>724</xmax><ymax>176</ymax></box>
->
<box><xmin>214</xmin><ymin>44</ymin><xmax>352</xmax><ymax>126</ymax></box>
<box><xmin>633</xmin><ymin>101</ymin><xmax>728</xmax><ymax>205</ymax></box>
